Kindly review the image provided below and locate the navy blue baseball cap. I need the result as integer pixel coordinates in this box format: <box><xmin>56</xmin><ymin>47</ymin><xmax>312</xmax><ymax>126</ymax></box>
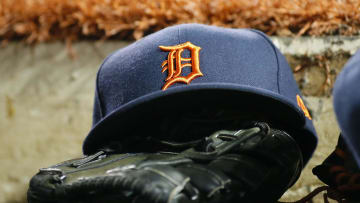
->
<box><xmin>83</xmin><ymin>24</ymin><xmax>317</xmax><ymax>164</ymax></box>
<box><xmin>333</xmin><ymin>50</ymin><xmax>360</xmax><ymax>167</ymax></box>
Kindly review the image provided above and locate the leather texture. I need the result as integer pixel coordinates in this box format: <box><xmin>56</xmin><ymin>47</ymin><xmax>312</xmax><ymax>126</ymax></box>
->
<box><xmin>28</xmin><ymin>123</ymin><xmax>303</xmax><ymax>203</ymax></box>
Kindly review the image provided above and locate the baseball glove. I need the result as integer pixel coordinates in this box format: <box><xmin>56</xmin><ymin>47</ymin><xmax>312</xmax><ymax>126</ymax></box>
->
<box><xmin>312</xmin><ymin>135</ymin><xmax>360</xmax><ymax>202</ymax></box>
<box><xmin>27</xmin><ymin>122</ymin><xmax>303</xmax><ymax>203</ymax></box>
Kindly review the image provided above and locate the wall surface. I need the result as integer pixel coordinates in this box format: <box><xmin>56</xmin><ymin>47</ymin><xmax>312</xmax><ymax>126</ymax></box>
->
<box><xmin>0</xmin><ymin>37</ymin><xmax>359</xmax><ymax>203</ymax></box>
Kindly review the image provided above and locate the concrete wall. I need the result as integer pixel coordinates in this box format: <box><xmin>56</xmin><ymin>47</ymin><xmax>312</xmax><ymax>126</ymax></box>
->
<box><xmin>0</xmin><ymin>37</ymin><xmax>359</xmax><ymax>203</ymax></box>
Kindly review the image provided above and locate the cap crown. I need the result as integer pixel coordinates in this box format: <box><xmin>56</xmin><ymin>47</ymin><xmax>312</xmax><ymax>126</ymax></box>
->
<box><xmin>94</xmin><ymin>24</ymin><xmax>300</xmax><ymax>121</ymax></box>
<box><xmin>86</xmin><ymin>24</ymin><xmax>317</xmax><ymax>164</ymax></box>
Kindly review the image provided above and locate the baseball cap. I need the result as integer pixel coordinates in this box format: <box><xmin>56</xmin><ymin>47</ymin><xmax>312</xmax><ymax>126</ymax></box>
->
<box><xmin>83</xmin><ymin>24</ymin><xmax>317</xmax><ymax>164</ymax></box>
<box><xmin>333</xmin><ymin>49</ymin><xmax>360</xmax><ymax>167</ymax></box>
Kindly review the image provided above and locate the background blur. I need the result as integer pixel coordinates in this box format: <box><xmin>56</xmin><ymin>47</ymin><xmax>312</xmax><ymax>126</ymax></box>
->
<box><xmin>1</xmin><ymin>0</ymin><xmax>360</xmax><ymax>202</ymax></box>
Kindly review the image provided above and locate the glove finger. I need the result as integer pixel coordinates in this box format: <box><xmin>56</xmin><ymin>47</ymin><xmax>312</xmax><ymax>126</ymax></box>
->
<box><xmin>124</xmin><ymin>164</ymin><xmax>199</xmax><ymax>203</ymax></box>
<box><xmin>177</xmin><ymin>164</ymin><xmax>231</xmax><ymax>200</ymax></box>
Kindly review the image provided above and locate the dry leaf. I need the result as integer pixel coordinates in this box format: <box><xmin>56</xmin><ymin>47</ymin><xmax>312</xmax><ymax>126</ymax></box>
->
<box><xmin>0</xmin><ymin>0</ymin><xmax>360</xmax><ymax>44</ymax></box>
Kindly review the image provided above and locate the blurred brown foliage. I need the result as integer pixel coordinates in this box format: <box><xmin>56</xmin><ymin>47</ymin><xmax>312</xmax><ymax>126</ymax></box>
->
<box><xmin>1</xmin><ymin>0</ymin><xmax>360</xmax><ymax>44</ymax></box>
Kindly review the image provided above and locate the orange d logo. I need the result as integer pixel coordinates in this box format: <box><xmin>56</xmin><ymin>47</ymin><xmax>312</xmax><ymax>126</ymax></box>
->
<box><xmin>159</xmin><ymin>42</ymin><xmax>202</xmax><ymax>90</ymax></box>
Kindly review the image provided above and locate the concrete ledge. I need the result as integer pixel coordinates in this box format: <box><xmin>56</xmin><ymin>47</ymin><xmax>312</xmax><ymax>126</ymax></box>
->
<box><xmin>271</xmin><ymin>36</ymin><xmax>360</xmax><ymax>55</ymax></box>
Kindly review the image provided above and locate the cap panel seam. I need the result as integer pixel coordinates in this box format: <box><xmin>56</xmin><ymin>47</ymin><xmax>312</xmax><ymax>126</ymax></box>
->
<box><xmin>96</xmin><ymin>52</ymin><xmax>116</xmax><ymax>119</ymax></box>
<box><xmin>178</xmin><ymin>26</ymin><xmax>181</xmax><ymax>44</ymax></box>
<box><xmin>247</xmin><ymin>29</ymin><xmax>281</xmax><ymax>94</ymax></box>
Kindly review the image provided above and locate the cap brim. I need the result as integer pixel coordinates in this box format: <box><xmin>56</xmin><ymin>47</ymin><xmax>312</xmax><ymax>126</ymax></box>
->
<box><xmin>83</xmin><ymin>83</ymin><xmax>316</xmax><ymax>162</ymax></box>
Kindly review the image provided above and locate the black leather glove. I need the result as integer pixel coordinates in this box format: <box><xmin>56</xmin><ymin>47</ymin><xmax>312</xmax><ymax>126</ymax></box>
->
<box><xmin>27</xmin><ymin>122</ymin><xmax>303</xmax><ymax>203</ymax></box>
